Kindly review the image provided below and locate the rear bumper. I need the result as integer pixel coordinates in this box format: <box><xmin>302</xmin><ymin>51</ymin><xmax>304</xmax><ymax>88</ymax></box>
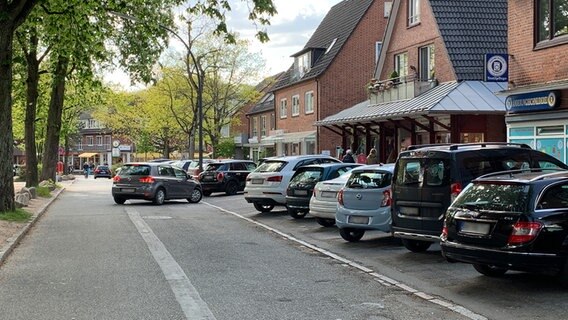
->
<box><xmin>392</xmin><ymin>227</ymin><xmax>441</xmax><ymax>242</ymax></box>
<box><xmin>244</xmin><ymin>189</ymin><xmax>286</xmax><ymax>205</ymax></box>
<box><xmin>244</xmin><ymin>197</ymin><xmax>282</xmax><ymax>206</ymax></box>
<box><xmin>335</xmin><ymin>206</ymin><xmax>391</xmax><ymax>232</ymax></box>
<box><xmin>201</xmin><ymin>182</ymin><xmax>224</xmax><ymax>192</ymax></box>
<box><xmin>285</xmin><ymin>196</ymin><xmax>310</xmax><ymax>210</ymax></box>
<box><xmin>441</xmin><ymin>240</ymin><xmax>565</xmax><ymax>273</ymax></box>
<box><xmin>112</xmin><ymin>185</ymin><xmax>155</xmax><ymax>200</ymax></box>
<box><xmin>309</xmin><ymin>199</ymin><xmax>337</xmax><ymax>219</ymax></box>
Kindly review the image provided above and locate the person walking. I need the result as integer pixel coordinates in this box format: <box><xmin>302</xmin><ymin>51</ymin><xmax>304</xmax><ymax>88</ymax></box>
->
<box><xmin>342</xmin><ymin>149</ymin><xmax>355</xmax><ymax>163</ymax></box>
<box><xmin>83</xmin><ymin>162</ymin><xmax>90</xmax><ymax>178</ymax></box>
<box><xmin>366</xmin><ymin>148</ymin><xmax>378</xmax><ymax>164</ymax></box>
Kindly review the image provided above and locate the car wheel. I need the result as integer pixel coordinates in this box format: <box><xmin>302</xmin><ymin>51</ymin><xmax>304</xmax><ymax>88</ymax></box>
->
<box><xmin>253</xmin><ymin>203</ymin><xmax>274</xmax><ymax>213</ymax></box>
<box><xmin>94</xmin><ymin>177</ymin><xmax>97</xmax><ymax>179</ymax></box>
<box><xmin>187</xmin><ymin>188</ymin><xmax>202</xmax><ymax>203</ymax></box>
<box><xmin>316</xmin><ymin>218</ymin><xmax>335</xmax><ymax>227</ymax></box>
<box><xmin>401</xmin><ymin>239</ymin><xmax>432</xmax><ymax>252</ymax></box>
<box><xmin>113</xmin><ymin>196</ymin><xmax>126</xmax><ymax>205</ymax></box>
<box><xmin>203</xmin><ymin>191</ymin><xmax>212</xmax><ymax>197</ymax></box>
<box><xmin>339</xmin><ymin>228</ymin><xmax>365</xmax><ymax>242</ymax></box>
<box><xmin>288</xmin><ymin>207</ymin><xmax>307</xmax><ymax>219</ymax></box>
<box><xmin>153</xmin><ymin>188</ymin><xmax>166</xmax><ymax>205</ymax></box>
<box><xmin>473</xmin><ymin>264</ymin><xmax>508</xmax><ymax>277</ymax></box>
<box><xmin>225</xmin><ymin>181</ymin><xmax>239</xmax><ymax>195</ymax></box>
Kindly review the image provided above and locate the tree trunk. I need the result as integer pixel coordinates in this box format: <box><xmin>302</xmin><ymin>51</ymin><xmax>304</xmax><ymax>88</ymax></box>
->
<box><xmin>0</xmin><ymin>21</ymin><xmax>16</xmax><ymax>212</ymax></box>
<box><xmin>24</xmin><ymin>33</ymin><xmax>39</xmax><ymax>187</ymax></box>
<box><xmin>41</xmin><ymin>54</ymin><xmax>69</xmax><ymax>181</ymax></box>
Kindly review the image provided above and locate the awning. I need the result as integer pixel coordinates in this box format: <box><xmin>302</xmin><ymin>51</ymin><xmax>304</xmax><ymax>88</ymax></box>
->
<box><xmin>78</xmin><ymin>152</ymin><xmax>97</xmax><ymax>158</ymax></box>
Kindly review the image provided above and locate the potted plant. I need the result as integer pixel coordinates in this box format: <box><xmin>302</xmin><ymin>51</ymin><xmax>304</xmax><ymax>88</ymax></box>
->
<box><xmin>389</xmin><ymin>70</ymin><xmax>400</xmax><ymax>85</ymax></box>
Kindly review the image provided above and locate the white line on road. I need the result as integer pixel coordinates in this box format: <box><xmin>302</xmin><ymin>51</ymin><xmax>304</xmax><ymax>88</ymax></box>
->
<box><xmin>202</xmin><ymin>202</ymin><xmax>487</xmax><ymax>320</ymax></box>
<box><xmin>126</xmin><ymin>208</ymin><xmax>216</xmax><ymax>320</ymax></box>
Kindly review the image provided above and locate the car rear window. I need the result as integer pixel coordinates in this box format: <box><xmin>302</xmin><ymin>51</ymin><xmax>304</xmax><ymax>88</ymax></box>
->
<box><xmin>395</xmin><ymin>158</ymin><xmax>450</xmax><ymax>187</ymax></box>
<box><xmin>205</xmin><ymin>163</ymin><xmax>226</xmax><ymax>171</ymax></box>
<box><xmin>290</xmin><ymin>168</ymin><xmax>323</xmax><ymax>183</ymax></box>
<box><xmin>120</xmin><ymin>165</ymin><xmax>151</xmax><ymax>176</ymax></box>
<box><xmin>255</xmin><ymin>160</ymin><xmax>287</xmax><ymax>173</ymax></box>
<box><xmin>347</xmin><ymin>170</ymin><xmax>392</xmax><ymax>189</ymax></box>
<box><xmin>452</xmin><ymin>182</ymin><xmax>530</xmax><ymax>213</ymax></box>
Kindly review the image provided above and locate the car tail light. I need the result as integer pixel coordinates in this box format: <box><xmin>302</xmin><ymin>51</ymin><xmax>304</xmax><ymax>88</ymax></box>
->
<box><xmin>95</xmin><ymin>169</ymin><xmax>100</xmax><ymax>173</ymax></box>
<box><xmin>113</xmin><ymin>176</ymin><xmax>121</xmax><ymax>182</ymax></box>
<box><xmin>450</xmin><ymin>182</ymin><xmax>462</xmax><ymax>202</ymax></box>
<box><xmin>267</xmin><ymin>175</ymin><xmax>283</xmax><ymax>182</ymax></box>
<box><xmin>381</xmin><ymin>189</ymin><xmax>392</xmax><ymax>207</ymax></box>
<box><xmin>441</xmin><ymin>222</ymin><xmax>448</xmax><ymax>240</ymax></box>
<box><xmin>508</xmin><ymin>221</ymin><xmax>542</xmax><ymax>245</ymax></box>
<box><xmin>139</xmin><ymin>176</ymin><xmax>155</xmax><ymax>183</ymax></box>
<box><xmin>216</xmin><ymin>172</ymin><xmax>224</xmax><ymax>181</ymax></box>
<box><xmin>338</xmin><ymin>188</ymin><xmax>344</xmax><ymax>206</ymax></box>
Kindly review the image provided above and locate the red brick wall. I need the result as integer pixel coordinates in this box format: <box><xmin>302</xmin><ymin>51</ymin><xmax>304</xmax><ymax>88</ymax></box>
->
<box><xmin>509</xmin><ymin>1</ymin><xmax>568</xmax><ymax>87</ymax></box>
<box><xmin>380</xmin><ymin>0</ymin><xmax>455</xmax><ymax>83</ymax></box>
<box><xmin>317</xmin><ymin>0</ymin><xmax>388</xmax><ymax>153</ymax></box>
<box><xmin>274</xmin><ymin>81</ymin><xmax>318</xmax><ymax>133</ymax></box>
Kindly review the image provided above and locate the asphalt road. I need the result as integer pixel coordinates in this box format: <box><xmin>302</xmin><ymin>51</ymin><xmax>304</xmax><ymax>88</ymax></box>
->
<box><xmin>0</xmin><ymin>178</ymin><xmax>468</xmax><ymax>320</ymax></box>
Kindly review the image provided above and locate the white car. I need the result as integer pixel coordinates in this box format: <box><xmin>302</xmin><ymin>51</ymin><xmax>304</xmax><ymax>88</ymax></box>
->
<box><xmin>244</xmin><ymin>155</ymin><xmax>342</xmax><ymax>212</ymax></box>
<box><xmin>309</xmin><ymin>167</ymin><xmax>359</xmax><ymax>227</ymax></box>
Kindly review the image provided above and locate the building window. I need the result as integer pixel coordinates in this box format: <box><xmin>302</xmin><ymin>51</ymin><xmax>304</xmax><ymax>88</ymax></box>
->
<box><xmin>270</xmin><ymin>113</ymin><xmax>275</xmax><ymax>130</ymax></box>
<box><xmin>292</xmin><ymin>95</ymin><xmax>300</xmax><ymax>116</ymax></box>
<box><xmin>394</xmin><ymin>52</ymin><xmax>408</xmax><ymax>78</ymax></box>
<box><xmin>408</xmin><ymin>0</ymin><xmax>420</xmax><ymax>26</ymax></box>
<box><xmin>537</xmin><ymin>0</ymin><xmax>568</xmax><ymax>44</ymax></box>
<box><xmin>375</xmin><ymin>42</ymin><xmax>383</xmax><ymax>63</ymax></box>
<box><xmin>305</xmin><ymin>91</ymin><xmax>314</xmax><ymax>114</ymax></box>
<box><xmin>87</xmin><ymin>136</ymin><xmax>93</xmax><ymax>146</ymax></box>
<box><xmin>384</xmin><ymin>2</ymin><xmax>393</xmax><ymax>18</ymax></box>
<box><xmin>261</xmin><ymin>115</ymin><xmax>267</xmax><ymax>137</ymax></box>
<box><xmin>419</xmin><ymin>45</ymin><xmax>435</xmax><ymax>80</ymax></box>
<box><xmin>252</xmin><ymin>117</ymin><xmax>258</xmax><ymax>137</ymax></box>
<box><xmin>221</xmin><ymin>125</ymin><xmax>230</xmax><ymax>138</ymax></box>
<box><xmin>280</xmin><ymin>99</ymin><xmax>287</xmax><ymax>119</ymax></box>
<box><xmin>96</xmin><ymin>136</ymin><xmax>103</xmax><ymax>145</ymax></box>
<box><xmin>295</xmin><ymin>52</ymin><xmax>311</xmax><ymax>78</ymax></box>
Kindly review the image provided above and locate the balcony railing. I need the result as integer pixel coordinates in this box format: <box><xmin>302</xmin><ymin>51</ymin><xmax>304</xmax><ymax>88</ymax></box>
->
<box><xmin>368</xmin><ymin>75</ymin><xmax>438</xmax><ymax>104</ymax></box>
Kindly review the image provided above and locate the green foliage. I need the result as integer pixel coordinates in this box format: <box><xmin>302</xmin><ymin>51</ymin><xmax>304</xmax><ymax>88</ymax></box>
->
<box><xmin>215</xmin><ymin>138</ymin><xmax>235</xmax><ymax>158</ymax></box>
<box><xmin>390</xmin><ymin>71</ymin><xmax>399</xmax><ymax>79</ymax></box>
<box><xmin>0</xmin><ymin>209</ymin><xmax>32</xmax><ymax>222</ymax></box>
<box><xmin>37</xmin><ymin>186</ymin><xmax>51</xmax><ymax>198</ymax></box>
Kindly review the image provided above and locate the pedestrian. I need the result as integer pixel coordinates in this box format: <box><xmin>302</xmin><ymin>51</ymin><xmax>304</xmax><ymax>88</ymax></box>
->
<box><xmin>83</xmin><ymin>162</ymin><xmax>89</xmax><ymax>178</ymax></box>
<box><xmin>342</xmin><ymin>149</ymin><xmax>355</xmax><ymax>163</ymax></box>
<box><xmin>356</xmin><ymin>150</ymin><xmax>367</xmax><ymax>164</ymax></box>
<box><xmin>366</xmin><ymin>148</ymin><xmax>378</xmax><ymax>164</ymax></box>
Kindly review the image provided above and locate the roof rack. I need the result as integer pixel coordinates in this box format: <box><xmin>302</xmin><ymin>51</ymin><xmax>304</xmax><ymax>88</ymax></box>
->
<box><xmin>476</xmin><ymin>168</ymin><xmax>567</xmax><ymax>180</ymax></box>
<box><xmin>406</xmin><ymin>143</ymin><xmax>453</xmax><ymax>151</ymax></box>
<box><xmin>448</xmin><ymin>142</ymin><xmax>531</xmax><ymax>151</ymax></box>
<box><xmin>529</xmin><ymin>170</ymin><xmax>568</xmax><ymax>182</ymax></box>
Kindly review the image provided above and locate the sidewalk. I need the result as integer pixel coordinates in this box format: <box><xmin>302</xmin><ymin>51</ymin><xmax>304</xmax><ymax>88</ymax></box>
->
<box><xmin>0</xmin><ymin>179</ymin><xmax>73</xmax><ymax>266</ymax></box>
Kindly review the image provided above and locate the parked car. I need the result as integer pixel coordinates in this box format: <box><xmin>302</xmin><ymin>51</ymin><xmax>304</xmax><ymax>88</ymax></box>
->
<box><xmin>244</xmin><ymin>155</ymin><xmax>342</xmax><ymax>213</ymax></box>
<box><xmin>285</xmin><ymin>163</ymin><xmax>361</xmax><ymax>219</ymax></box>
<box><xmin>309</xmin><ymin>167</ymin><xmax>361</xmax><ymax>227</ymax></box>
<box><xmin>391</xmin><ymin>142</ymin><xmax>568</xmax><ymax>252</ymax></box>
<box><xmin>336</xmin><ymin>164</ymin><xmax>395</xmax><ymax>242</ymax></box>
<box><xmin>198</xmin><ymin>160</ymin><xmax>257</xmax><ymax>196</ymax></box>
<box><xmin>172</xmin><ymin>160</ymin><xmax>194</xmax><ymax>171</ymax></box>
<box><xmin>111</xmin><ymin>162</ymin><xmax>203</xmax><ymax>205</ymax></box>
<box><xmin>93</xmin><ymin>165</ymin><xmax>112</xmax><ymax>179</ymax></box>
<box><xmin>441</xmin><ymin>169</ymin><xmax>568</xmax><ymax>280</ymax></box>
<box><xmin>186</xmin><ymin>159</ymin><xmax>215</xmax><ymax>179</ymax></box>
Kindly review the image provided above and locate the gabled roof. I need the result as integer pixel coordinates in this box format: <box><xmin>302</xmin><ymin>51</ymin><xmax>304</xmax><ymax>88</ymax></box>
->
<box><xmin>273</xmin><ymin>0</ymin><xmax>375</xmax><ymax>90</ymax></box>
<box><xmin>246</xmin><ymin>72</ymin><xmax>285</xmax><ymax>115</ymax></box>
<box><xmin>315</xmin><ymin>81</ymin><xmax>507</xmax><ymax>126</ymax></box>
<box><xmin>375</xmin><ymin>0</ymin><xmax>507</xmax><ymax>81</ymax></box>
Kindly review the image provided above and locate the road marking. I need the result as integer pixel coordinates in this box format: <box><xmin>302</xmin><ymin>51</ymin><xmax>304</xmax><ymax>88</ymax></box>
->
<box><xmin>203</xmin><ymin>202</ymin><xmax>487</xmax><ymax>320</ymax></box>
<box><xmin>126</xmin><ymin>208</ymin><xmax>216</xmax><ymax>320</ymax></box>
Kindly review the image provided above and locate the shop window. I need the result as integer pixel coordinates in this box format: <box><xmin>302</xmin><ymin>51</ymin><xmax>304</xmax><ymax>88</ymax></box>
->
<box><xmin>537</xmin><ymin>125</ymin><xmax>563</xmax><ymax>135</ymax></box>
<box><xmin>510</xmin><ymin>127</ymin><xmax>534</xmax><ymax>137</ymax></box>
<box><xmin>536</xmin><ymin>0</ymin><xmax>568</xmax><ymax>45</ymax></box>
<box><xmin>306</xmin><ymin>141</ymin><xmax>316</xmax><ymax>155</ymax></box>
<box><xmin>460</xmin><ymin>133</ymin><xmax>484</xmax><ymax>143</ymax></box>
<box><xmin>537</xmin><ymin>138</ymin><xmax>564</xmax><ymax>161</ymax></box>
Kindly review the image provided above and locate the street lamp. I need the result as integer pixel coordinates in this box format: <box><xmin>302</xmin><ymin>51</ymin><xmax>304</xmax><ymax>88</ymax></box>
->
<box><xmin>108</xmin><ymin>11</ymin><xmax>204</xmax><ymax>171</ymax></box>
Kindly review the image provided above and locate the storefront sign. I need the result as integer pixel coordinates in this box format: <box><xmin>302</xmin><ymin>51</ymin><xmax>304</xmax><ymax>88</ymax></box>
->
<box><xmin>505</xmin><ymin>91</ymin><xmax>560</xmax><ymax>113</ymax></box>
<box><xmin>485</xmin><ymin>53</ymin><xmax>508</xmax><ymax>82</ymax></box>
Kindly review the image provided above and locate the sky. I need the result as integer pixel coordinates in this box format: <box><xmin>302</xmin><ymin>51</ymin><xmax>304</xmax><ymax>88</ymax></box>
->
<box><xmin>105</xmin><ymin>0</ymin><xmax>343</xmax><ymax>89</ymax></box>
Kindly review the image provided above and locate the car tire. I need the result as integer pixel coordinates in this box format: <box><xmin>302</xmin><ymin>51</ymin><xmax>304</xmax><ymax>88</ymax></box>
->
<box><xmin>153</xmin><ymin>188</ymin><xmax>166</xmax><ymax>205</ymax></box>
<box><xmin>253</xmin><ymin>203</ymin><xmax>274</xmax><ymax>213</ymax></box>
<box><xmin>113</xmin><ymin>196</ymin><xmax>126</xmax><ymax>205</ymax></box>
<box><xmin>225</xmin><ymin>181</ymin><xmax>238</xmax><ymax>196</ymax></box>
<box><xmin>94</xmin><ymin>177</ymin><xmax>97</xmax><ymax>179</ymax></box>
<box><xmin>203</xmin><ymin>191</ymin><xmax>212</xmax><ymax>197</ymax></box>
<box><xmin>401</xmin><ymin>239</ymin><xmax>432</xmax><ymax>252</ymax></box>
<box><xmin>473</xmin><ymin>264</ymin><xmax>508</xmax><ymax>277</ymax></box>
<box><xmin>339</xmin><ymin>228</ymin><xmax>365</xmax><ymax>242</ymax></box>
<box><xmin>316</xmin><ymin>218</ymin><xmax>335</xmax><ymax>227</ymax></box>
<box><xmin>187</xmin><ymin>188</ymin><xmax>203</xmax><ymax>203</ymax></box>
<box><xmin>288</xmin><ymin>207</ymin><xmax>307</xmax><ymax>219</ymax></box>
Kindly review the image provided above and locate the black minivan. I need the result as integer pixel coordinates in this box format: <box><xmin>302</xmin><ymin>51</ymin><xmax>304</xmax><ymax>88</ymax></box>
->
<box><xmin>391</xmin><ymin>142</ymin><xmax>568</xmax><ymax>252</ymax></box>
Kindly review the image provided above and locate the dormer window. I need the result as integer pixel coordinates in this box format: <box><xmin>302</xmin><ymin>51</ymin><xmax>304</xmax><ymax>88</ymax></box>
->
<box><xmin>295</xmin><ymin>52</ymin><xmax>311</xmax><ymax>78</ymax></box>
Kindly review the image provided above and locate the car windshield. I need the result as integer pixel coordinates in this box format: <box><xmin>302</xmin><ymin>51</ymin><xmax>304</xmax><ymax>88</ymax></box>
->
<box><xmin>255</xmin><ymin>160</ymin><xmax>287</xmax><ymax>173</ymax></box>
<box><xmin>452</xmin><ymin>182</ymin><xmax>530</xmax><ymax>213</ymax></box>
<box><xmin>290</xmin><ymin>169</ymin><xmax>323</xmax><ymax>183</ymax></box>
<box><xmin>120</xmin><ymin>165</ymin><xmax>151</xmax><ymax>176</ymax></box>
<box><xmin>346</xmin><ymin>170</ymin><xmax>392</xmax><ymax>189</ymax></box>
<box><xmin>97</xmin><ymin>166</ymin><xmax>109</xmax><ymax>170</ymax></box>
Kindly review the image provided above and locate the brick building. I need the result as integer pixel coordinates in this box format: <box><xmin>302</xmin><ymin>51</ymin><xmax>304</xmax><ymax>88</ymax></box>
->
<box><xmin>503</xmin><ymin>0</ymin><xmax>568</xmax><ymax>163</ymax></box>
<box><xmin>268</xmin><ymin>0</ymin><xmax>389</xmax><ymax>157</ymax></box>
<box><xmin>317</xmin><ymin>0</ymin><xmax>509</xmax><ymax>163</ymax></box>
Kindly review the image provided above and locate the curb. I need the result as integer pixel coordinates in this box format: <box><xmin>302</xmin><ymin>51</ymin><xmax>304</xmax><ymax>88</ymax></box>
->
<box><xmin>0</xmin><ymin>183</ymin><xmax>69</xmax><ymax>266</ymax></box>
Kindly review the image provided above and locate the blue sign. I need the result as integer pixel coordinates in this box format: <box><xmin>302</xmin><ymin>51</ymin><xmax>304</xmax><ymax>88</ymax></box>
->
<box><xmin>505</xmin><ymin>91</ymin><xmax>560</xmax><ymax>113</ymax></box>
<box><xmin>485</xmin><ymin>53</ymin><xmax>508</xmax><ymax>82</ymax></box>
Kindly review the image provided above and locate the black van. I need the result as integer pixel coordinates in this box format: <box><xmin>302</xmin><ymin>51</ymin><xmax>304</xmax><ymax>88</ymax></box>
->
<box><xmin>391</xmin><ymin>142</ymin><xmax>568</xmax><ymax>252</ymax></box>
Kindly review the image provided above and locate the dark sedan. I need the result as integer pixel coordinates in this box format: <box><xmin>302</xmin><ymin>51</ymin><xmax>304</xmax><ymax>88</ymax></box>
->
<box><xmin>111</xmin><ymin>162</ymin><xmax>202</xmax><ymax>205</ymax></box>
<box><xmin>286</xmin><ymin>163</ymin><xmax>361</xmax><ymax>219</ymax></box>
<box><xmin>199</xmin><ymin>160</ymin><xmax>257</xmax><ymax>196</ymax></box>
<box><xmin>94</xmin><ymin>165</ymin><xmax>112</xmax><ymax>179</ymax></box>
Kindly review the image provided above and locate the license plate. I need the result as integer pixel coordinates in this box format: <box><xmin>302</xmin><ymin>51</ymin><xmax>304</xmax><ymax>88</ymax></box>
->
<box><xmin>203</xmin><ymin>176</ymin><xmax>214</xmax><ymax>181</ymax></box>
<box><xmin>399</xmin><ymin>206</ymin><xmax>419</xmax><ymax>216</ymax></box>
<box><xmin>460</xmin><ymin>221</ymin><xmax>490</xmax><ymax>235</ymax></box>
<box><xmin>122</xmin><ymin>188</ymin><xmax>135</xmax><ymax>193</ymax></box>
<box><xmin>348</xmin><ymin>216</ymin><xmax>369</xmax><ymax>224</ymax></box>
<box><xmin>294</xmin><ymin>190</ymin><xmax>308</xmax><ymax>196</ymax></box>
<box><xmin>252</xmin><ymin>179</ymin><xmax>264</xmax><ymax>184</ymax></box>
<box><xmin>321</xmin><ymin>191</ymin><xmax>337</xmax><ymax>198</ymax></box>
